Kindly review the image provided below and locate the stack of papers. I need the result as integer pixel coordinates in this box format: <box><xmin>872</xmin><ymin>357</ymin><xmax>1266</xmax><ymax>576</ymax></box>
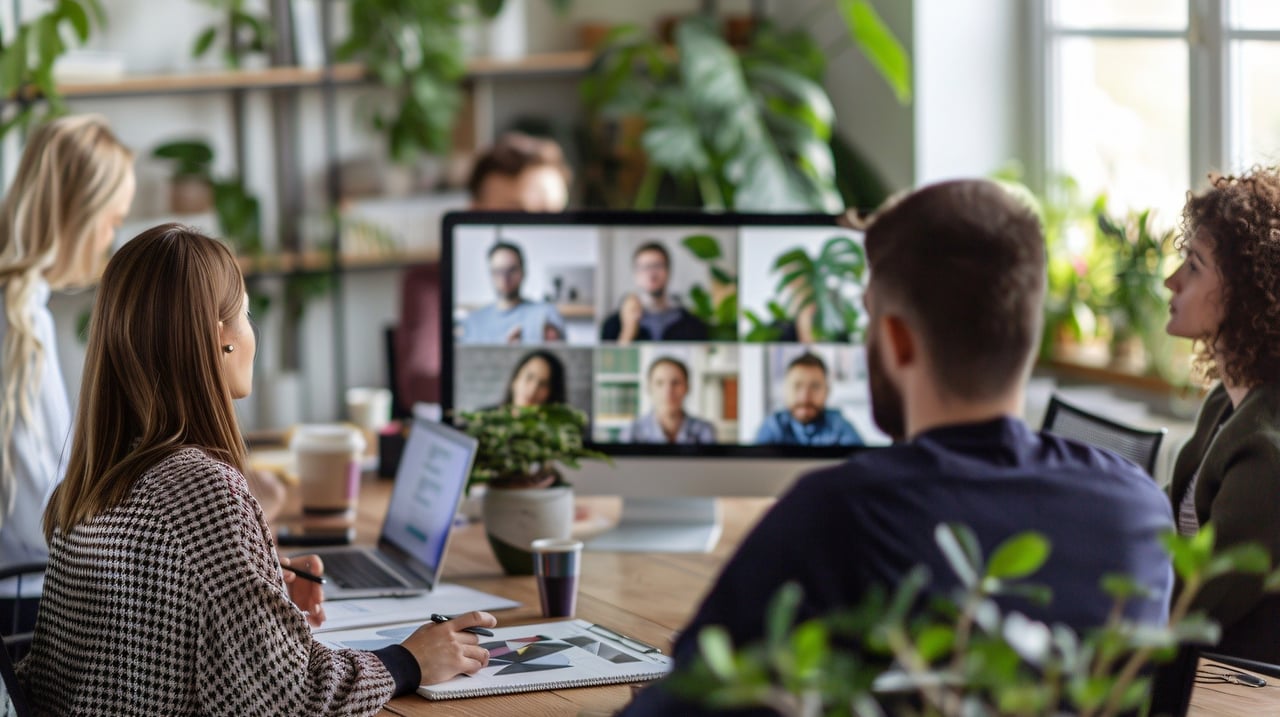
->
<box><xmin>315</xmin><ymin>583</ymin><xmax>520</xmax><ymax>634</ymax></box>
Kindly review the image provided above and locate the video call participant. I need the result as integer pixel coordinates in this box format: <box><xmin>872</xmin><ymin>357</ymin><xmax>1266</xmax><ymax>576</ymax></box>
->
<box><xmin>621</xmin><ymin>179</ymin><xmax>1174</xmax><ymax>717</ymax></box>
<box><xmin>754</xmin><ymin>353</ymin><xmax>861</xmax><ymax>446</ymax></box>
<box><xmin>625</xmin><ymin>357</ymin><xmax>716</xmax><ymax>445</ymax></box>
<box><xmin>500</xmin><ymin>350</ymin><xmax>567</xmax><ymax>408</ymax></box>
<box><xmin>396</xmin><ymin>133</ymin><xmax>571</xmax><ymax>404</ymax></box>
<box><xmin>601</xmin><ymin>242</ymin><xmax>708</xmax><ymax>344</ymax></box>
<box><xmin>460</xmin><ymin>241</ymin><xmax>566</xmax><ymax>345</ymax></box>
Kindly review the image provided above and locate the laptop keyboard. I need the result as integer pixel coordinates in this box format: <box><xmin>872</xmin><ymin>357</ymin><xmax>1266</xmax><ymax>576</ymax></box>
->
<box><xmin>323</xmin><ymin>552</ymin><xmax>408</xmax><ymax>589</ymax></box>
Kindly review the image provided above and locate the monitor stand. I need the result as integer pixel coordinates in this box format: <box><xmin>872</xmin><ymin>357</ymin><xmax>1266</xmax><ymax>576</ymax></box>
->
<box><xmin>585</xmin><ymin>497</ymin><xmax>723</xmax><ymax>553</ymax></box>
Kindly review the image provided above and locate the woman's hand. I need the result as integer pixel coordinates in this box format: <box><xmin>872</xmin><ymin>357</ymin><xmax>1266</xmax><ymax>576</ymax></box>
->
<box><xmin>401</xmin><ymin>611</ymin><xmax>498</xmax><ymax>684</ymax></box>
<box><xmin>280</xmin><ymin>553</ymin><xmax>326</xmax><ymax>627</ymax></box>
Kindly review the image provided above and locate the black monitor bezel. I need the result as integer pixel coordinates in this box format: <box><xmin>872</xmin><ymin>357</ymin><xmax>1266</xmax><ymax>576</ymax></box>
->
<box><xmin>441</xmin><ymin>209</ymin><xmax>872</xmax><ymax>459</ymax></box>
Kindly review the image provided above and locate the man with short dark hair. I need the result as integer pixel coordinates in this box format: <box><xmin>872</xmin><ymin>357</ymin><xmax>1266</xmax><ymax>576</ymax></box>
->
<box><xmin>460</xmin><ymin>241</ymin><xmax>565</xmax><ymax>344</ymax></box>
<box><xmin>397</xmin><ymin>134</ymin><xmax>571</xmax><ymax>404</ymax></box>
<box><xmin>754</xmin><ymin>352</ymin><xmax>861</xmax><ymax>446</ymax></box>
<box><xmin>620</xmin><ymin>179</ymin><xmax>1174</xmax><ymax>716</ymax></box>
<box><xmin>467</xmin><ymin>132</ymin><xmax>572</xmax><ymax>211</ymax></box>
<box><xmin>601</xmin><ymin>242</ymin><xmax>708</xmax><ymax>344</ymax></box>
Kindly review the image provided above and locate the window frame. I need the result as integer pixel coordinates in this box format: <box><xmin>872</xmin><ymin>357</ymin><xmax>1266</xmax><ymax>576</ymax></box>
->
<box><xmin>1033</xmin><ymin>0</ymin><xmax>1275</xmax><ymax>203</ymax></box>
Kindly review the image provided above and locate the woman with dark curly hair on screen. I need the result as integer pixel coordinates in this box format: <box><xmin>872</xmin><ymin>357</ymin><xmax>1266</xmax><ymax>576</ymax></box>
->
<box><xmin>1166</xmin><ymin>166</ymin><xmax>1280</xmax><ymax>664</ymax></box>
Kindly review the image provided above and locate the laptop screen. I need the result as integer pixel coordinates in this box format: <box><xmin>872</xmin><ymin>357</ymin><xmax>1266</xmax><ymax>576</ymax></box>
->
<box><xmin>378</xmin><ymin>419</ymin><xmax>478</xmax><ymax>584</ymax></box>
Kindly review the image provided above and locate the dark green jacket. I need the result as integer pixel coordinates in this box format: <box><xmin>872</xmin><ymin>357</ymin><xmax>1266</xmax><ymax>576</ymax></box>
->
<box><xmin>1169</xmin><ymin>382</ymin><xmax>1280</xmax><ymax>663</ymax></box>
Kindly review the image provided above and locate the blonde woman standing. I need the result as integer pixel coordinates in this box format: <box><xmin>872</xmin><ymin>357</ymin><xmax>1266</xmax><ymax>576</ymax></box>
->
<box><xmin>0</xmin><ymin>115</ymin><xmax>134</xmax><ymax>636</ymax></box>
<box><xmin>20</xmin><ymin>225</ymin><xmax>494</xmax><ymax>713</ymax></box>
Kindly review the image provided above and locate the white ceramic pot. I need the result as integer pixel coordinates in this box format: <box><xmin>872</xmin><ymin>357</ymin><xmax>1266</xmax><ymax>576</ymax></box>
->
<box><xmin>481</xmin><ymin>485</ymin><xmax>573</xmax><ymax>575</ymax></box>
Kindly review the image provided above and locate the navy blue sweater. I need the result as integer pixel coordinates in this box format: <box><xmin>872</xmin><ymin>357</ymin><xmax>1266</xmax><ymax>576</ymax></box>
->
<box><xmin>622</xmin><ymin>417</ymin><xmax>1175</xmax><ymax>716</ymax></box>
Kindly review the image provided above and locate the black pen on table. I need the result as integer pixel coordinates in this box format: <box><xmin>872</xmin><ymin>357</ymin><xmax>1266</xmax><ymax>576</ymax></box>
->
<box><xmin>431</xmin><ymin>613</ymin><xmax>494</xmax><ymax>637</ymax></box>
<box><xmin>279</xmin><ymin>561</ymin><xmax>326</xmax><ymax>585</ymax></box>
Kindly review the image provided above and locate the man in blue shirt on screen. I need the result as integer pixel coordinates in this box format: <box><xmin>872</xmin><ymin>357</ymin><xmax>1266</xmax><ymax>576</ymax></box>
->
<box><xmin>754</xmin><ymin>353</ymin><xmax>862</xmax><ymax>446</ymax></box>
<box><xmin>620</xmin><ymin>179</ymin><xmax>1174</xmax><ymax>717</ymax></box>
<box><xmin>461</xmin><ymin>241</ymin><xmax>565</xmax><ymax>344</ymax></box>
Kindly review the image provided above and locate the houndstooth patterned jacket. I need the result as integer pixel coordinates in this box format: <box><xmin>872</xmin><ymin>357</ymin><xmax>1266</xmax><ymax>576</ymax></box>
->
<box><xmin>17</xmin><ymin>448</ymin><xmax>396</xmax><ymax>716</ymax></box>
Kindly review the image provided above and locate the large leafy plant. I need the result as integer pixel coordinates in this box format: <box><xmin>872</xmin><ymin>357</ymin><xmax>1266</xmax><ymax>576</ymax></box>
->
<box><xmin>745</xmin><ymin>236</ymin><xmax>867</xmax><ymax>343</ymax></box>
<box><xmin>583</xmin><ymin>17</ymin><xmax>843</xmax><ymax>212</ymax></box>
<box><xmin>456</xmin><ymin>405</ymin><xmax>610</xmax><ymax>491</ymax></box>
<box><xmin>681</xmin><ymin>234</ymin><xmax>739</xmax><ymax>342</ymax></box>
<box><xmin>0</xmin><ymin>0</ymin><xmax>105</xmax><ymax>137</ymax></box>
<box><xmin>339</xmin><ymin>0</ymin><xmax>467</xmax><ymax>163</ymax></box>
<box><xmin>581</xmin><ymin>3</ymin><xmax>907</xmax><ymax>212</ymax></box>
<box><xmin>679</xmin><ymin>523</ymin><xmax>1280</xmax><ymax>717</ymax></box>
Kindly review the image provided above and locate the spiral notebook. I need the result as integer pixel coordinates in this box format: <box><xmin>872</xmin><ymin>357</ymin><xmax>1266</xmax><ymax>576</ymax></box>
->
<box><xmin>316</xmin><ymin>618</ymin><xmax>673</xmax><ymax>700</ymax></box>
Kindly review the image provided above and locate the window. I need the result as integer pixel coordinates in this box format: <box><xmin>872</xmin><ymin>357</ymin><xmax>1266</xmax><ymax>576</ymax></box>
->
<box><xmin>1041</xmin><ymin>1</ymin><xmax>1280</xmax><ymax>221</ymax></box>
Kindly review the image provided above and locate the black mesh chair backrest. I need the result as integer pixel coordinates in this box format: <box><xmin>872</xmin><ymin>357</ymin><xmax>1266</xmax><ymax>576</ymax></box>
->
<box><xmin>0</xmin><ymin>636</ymin><xmax>31</xmax><ymax>717</ymax></box>
<box><xmin>1041</xmin><ymin>394</ymin><xmax>1167</xmax><ymax>476</ymax></box>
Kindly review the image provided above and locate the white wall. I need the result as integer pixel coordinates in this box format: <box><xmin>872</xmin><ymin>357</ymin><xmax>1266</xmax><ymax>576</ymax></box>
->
<box><xmin>913</xmin><ymin>0</ymin><xmax>1028</xmax><ymax>184</ymax></box>
<box><xmin>776</xmin><ymin>0</ymin><xmax>917</xmax><ymax>192</ymax></box>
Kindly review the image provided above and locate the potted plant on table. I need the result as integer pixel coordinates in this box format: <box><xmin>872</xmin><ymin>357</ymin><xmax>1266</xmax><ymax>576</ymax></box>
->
<box><xmin>457</xmin><ymin>404</ymin><xmax>610</xmax><ymax>575</ymax></box>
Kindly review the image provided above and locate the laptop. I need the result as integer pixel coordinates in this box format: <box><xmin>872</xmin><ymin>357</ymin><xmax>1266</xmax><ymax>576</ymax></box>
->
<box><xmin>301</xmin><ymin>418</ymin><xmax>478</xmax><ymax>600</ymax></box>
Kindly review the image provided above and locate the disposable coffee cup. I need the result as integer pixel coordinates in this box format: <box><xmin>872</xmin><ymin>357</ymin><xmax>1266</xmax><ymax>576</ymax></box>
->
<box><xmin>346</xmin><ymin>387</ymin><xmax>392</xmax><ymax>434</ymax></box>
<box><xmin>531</xmin><ymin>538</ymin><xmax>583</xmax><ymax>618</ymax></box>
<box><xmin>292</xmin><ymin>424</ymin><xmax>366</xmax><ymax>515</ymax></box>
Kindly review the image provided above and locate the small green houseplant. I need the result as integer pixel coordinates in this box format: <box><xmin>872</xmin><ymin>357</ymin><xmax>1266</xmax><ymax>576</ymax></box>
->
<box><xmin>457</xmin><ymin>404</ymin><xmax>610</xmax><ymax>574</ymax></box>
<box><xmin>190</xmin><ymin>0</ymin><xmax>274</xmax><ymax>69</ymax></box>
<box><xmin>677</xmin><ymin>523</ymin><xmax>1280</xmax><ymax>717</ymax></box>
<box><xmin>0</xmin><ymin>0</ymin><xmax>107</xmax><ymax>138</ymax></box>
<box><xmin>151</xmin><ymin>138</ymin><xmax>263</xmax><ymax>258</ymax></box>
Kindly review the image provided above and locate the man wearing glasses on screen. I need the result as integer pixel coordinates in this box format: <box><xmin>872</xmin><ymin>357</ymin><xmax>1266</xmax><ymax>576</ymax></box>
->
<box><xmin>754</xmin><ymin>353</ymin><xmax>862</xmax><ymax>446</ymax></box>
<box><xmin>461</xmin><ymin>241</ymin><xmax>566</xmax><ymax>345</ymax></box>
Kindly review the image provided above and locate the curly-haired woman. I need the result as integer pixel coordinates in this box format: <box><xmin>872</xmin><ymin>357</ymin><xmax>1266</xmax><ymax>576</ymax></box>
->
<box><xmin>1166</xmin><ymin>166</ymin><xmax>1280</xmax><ymax>663</ymax></box>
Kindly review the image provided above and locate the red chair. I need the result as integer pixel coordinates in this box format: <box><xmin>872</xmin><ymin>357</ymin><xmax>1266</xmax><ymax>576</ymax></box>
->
<box><xmin>394</xmin><ymin>263</ymin><xmax>443</xmax><ymax>412</ymax></box>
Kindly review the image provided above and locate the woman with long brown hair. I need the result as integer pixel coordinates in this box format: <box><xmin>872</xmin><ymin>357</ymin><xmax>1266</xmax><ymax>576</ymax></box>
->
<box><xmin>19</xmin><ymin>225</ymin><xmax>494</xmax><ymax>714</ymax></box>
<box><xmin>1166</xmin><ymin>167</ymin><xmax>1280</xmax><ymax>663</ymax></box>
<box><xmin>0</xmin><ymin>115</ymin><xmax>134</xmax><ymax>635</ymax></box>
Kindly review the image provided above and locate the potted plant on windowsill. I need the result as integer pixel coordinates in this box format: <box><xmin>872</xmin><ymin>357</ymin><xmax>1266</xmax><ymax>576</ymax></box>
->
<box><xmin>457</xmin><ymin>404</ymin><xmax>610</xmax><ymax>575</ymax></box>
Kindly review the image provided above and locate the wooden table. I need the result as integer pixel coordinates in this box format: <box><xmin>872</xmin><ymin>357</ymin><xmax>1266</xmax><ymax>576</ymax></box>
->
<box><xmin>1189</xmin><ymin>657</ymin><xmax>1280</xmax><ymax>716</ymax></box>
<box><xmin>315</xmin><ymin>477</ymin><xmax>1278</xmax><ymax>716</ymax></box>
<box><xmin>318</xmin><ymin>478</ymin><xmax>772</xmax><ymax>716</ymax></box>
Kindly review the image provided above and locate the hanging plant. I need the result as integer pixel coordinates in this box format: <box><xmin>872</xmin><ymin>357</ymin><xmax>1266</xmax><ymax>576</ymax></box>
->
<box><xmin>0</xmin><ymin>0</ymin><xmax>107</xmax><ymax>137</ymax></box>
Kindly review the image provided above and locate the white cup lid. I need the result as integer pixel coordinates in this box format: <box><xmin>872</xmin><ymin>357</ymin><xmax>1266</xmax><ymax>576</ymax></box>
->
<box><xmin>291</xmin><ymin>424</ymin><xmax>367</xmax><ymax>453</ymax></box>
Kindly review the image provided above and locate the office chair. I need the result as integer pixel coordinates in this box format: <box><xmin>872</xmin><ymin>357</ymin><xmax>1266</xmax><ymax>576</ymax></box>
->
<box><xmin>0</xmin><ymin>620</ymin><xmax>32</xmax><ymax>717</ymax></box>
<box><xmin>0</xmin><ymin>563</ymin><xmax>45</xmax><ymax>663</ymax></box>
<box><xmin>0</xmin><ymin>571</ymin><xmax>34</xmax><ymax>717</ymax></box>
<box><xmin>1041</xmin><ymin>394</ymin><xmax>1167</xmax><ymax>476</ymax></box>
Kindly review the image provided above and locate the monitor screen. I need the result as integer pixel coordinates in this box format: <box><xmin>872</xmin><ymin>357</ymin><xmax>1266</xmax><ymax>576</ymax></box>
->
<box><xmin>441</xmin><ymin>211</ymin><xmax>892</xmax><ymax>458</ymax></box>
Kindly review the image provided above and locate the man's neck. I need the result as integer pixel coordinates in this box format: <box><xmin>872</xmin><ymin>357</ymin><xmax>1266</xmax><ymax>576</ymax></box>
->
<box><xmin>496</xmin><ymin>296</ymin><xmax>522</xmax><ymax>311</ymax></box>
<box><xmin>903</xmin><ymin>384</ymin><xmax>1024</xmax><ymax>441</ymax></box>
<box><xmin>641</xmin><ymin>293</ymin><xmax>669</xmax><ymax>312</ymax></box>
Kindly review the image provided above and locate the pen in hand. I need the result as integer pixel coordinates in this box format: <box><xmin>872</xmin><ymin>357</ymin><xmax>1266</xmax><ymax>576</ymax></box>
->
<box><xmin>431</xmin><ymin>613</ymin><xmax>494</xmax><ymax>637</ymax></box>
<box><xmin>280</xmin><ymin>561</ymin><xmax>326</xmax><ymax>585</ymax></box>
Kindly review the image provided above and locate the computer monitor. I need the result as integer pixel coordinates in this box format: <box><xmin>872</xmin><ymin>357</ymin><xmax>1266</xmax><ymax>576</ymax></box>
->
<box><xmin>441</xmin><ymin>210</ymin><xmax>889</xmax><ymax>551</ymax></box>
